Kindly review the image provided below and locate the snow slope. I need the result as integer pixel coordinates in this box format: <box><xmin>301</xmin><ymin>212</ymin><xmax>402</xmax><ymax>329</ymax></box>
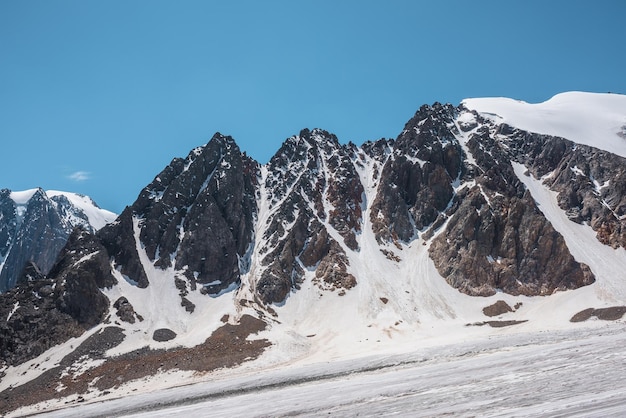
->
<box><xmin>19</xmin><ymin>324</ymin><xmax>626</xmax><ymax>418</ymax></box>
<box><xmin>101</xmin><ymin>217</ymin><xmax>239</xmax><ymax>355</ymax></box>
<box><xmin>463</xmin><ymin>92</ymin><xmax>626</xmax><ymax>158</ymax></box>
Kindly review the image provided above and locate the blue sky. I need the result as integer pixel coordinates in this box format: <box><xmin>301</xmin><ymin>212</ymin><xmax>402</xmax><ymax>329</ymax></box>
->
<box><xmin>1</xmin><ymin>1</ymin><xmax>625</xmax><ymax>213</ymax></box>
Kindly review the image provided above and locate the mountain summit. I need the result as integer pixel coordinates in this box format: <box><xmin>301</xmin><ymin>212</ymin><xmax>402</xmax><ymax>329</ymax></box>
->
<box><xmin>2</xmin><ymin>92</ymin><xmax>626</xmax><ymax>414</ymax></box>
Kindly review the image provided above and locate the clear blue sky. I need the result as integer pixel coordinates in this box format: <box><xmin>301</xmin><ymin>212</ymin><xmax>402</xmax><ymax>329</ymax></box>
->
<box><xmin>1</xmin><ymin>1</ymin><xmax>625</xmax><ymax>213</ymax></box>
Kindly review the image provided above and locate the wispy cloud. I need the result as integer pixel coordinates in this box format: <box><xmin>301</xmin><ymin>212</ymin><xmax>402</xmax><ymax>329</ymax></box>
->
<box><xmin>67</xmin><ymin>171</ymin><xmax>91</xmax><ymax>182</ymax></box>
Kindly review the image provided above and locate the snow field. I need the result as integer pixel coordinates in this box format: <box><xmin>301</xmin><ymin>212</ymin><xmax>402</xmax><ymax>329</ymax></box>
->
<box><xmin>20</xmin><ymin>323</ymin><xmax>626</xmax><ymax>418</ymax></box>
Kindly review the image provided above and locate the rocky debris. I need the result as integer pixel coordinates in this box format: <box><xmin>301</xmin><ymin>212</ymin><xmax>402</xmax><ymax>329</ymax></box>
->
<box><xmin>0</xmin><ymin>316</ymin><xmax>268</xmax><ymax>416</ymax></box>
<box><xmin>153</xmin><ymin>328</ymin><xmax>177</xmax><ymax>342</ymax></box>
<box><xmin>62</xmin><ymin>326</ymin><xmax>126</xmax><ymax>364</ymax></box>
<box><xmin>113</xmin><ymin>297</ymin><xmax>142</xmax><ymax>324</ymax></box>
<box><xmin>468</xmin><ymin>320</ymin><xmax>528</xmax><ymax>328</ymax></box>
<box><xmin>380</xmin><ymin>249</ymin><xmax>401</xmax><ymax>262</ymax></box>
<box><xmin>0</xmin><ymin>326</ymin><xmax>125</xmax><ymax>415</ymax></box>
<box><xmin>174</xmin><ymin>277</ymin><xmax>195</xmax><ymax>313</ymax></box>
<box><xmin>0</xmin><ymin>228</ymin><xmax>113</xmax><ymax>366</ymax></box>
<box><xmin>570</xmin><ymin>306</ymin><xmax>626</xmax><ymax>322</ymax></box>
<box><xmin>180</xmin><ymin>297</ymin><xmax>195</xmax><ymax>313</ymax></box>
<box><xmin>482</xmin><ymin>300</ymin><xmax>514</xmax><ymax>317</ymax></box>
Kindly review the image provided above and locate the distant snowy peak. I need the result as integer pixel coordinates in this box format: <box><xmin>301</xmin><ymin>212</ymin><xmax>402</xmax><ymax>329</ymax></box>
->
<box><xmin>8</xmin><ymin>188</ymin><xmax>116</xmax><ymax>231</ymax></box>
<box><xmin>0</xmin><ymin>187</ymin><xmax>117</xmax><ymax>291</ymax></box>
<box><xmin>462</xmin><ymin>91</ymin><xmax>626</xmax><ymax>158</ymax></box>
<box><xmin>46</xmin><ymin>190</ymin><xmax>117</xmax><ymax>231</ymax></box>
<box><xmin>8</xmin><ymin>188</ymin><xmax>41</xmax><ymax>205</ymax></box>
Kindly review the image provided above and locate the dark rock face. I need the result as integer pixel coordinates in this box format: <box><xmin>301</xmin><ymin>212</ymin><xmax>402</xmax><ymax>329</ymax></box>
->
<box><xmin>98</xmin><ymin>208</ymin><xmax>149</xmax><ymax>288</ymax></box>
<box><xmin>0</xmin><ymin>278</ymin><xmax>84</xmax><ymax>366</ymax></box>
<box><xmin>256</xmin><ymin>129</ymin><xmax>362</xmax><ymax>304</ymax></box>
<box><xmin>426</xmin><ymin>109</ymin><xmax>594</xmax><ymax>296</ymax></box>
<box><xmin>0</xmin><ymin>189</ymin><xmax>16</xmax><ymax>270</ymax></box>
<box><xmin>371</xmin><ymin>104</ymin><xmax>464</xmax><ymax>244</ymax></box>
<box><xmin>100</xmin><ymin>133</ymin><xmax>258</xmax><ymax>294</ymax></box>
<box><xmin>17</xmin><ymin>261</ymin><xmax>45</xmax><ymax>283</ymax></box>
<box><xmin>430</xmin><ymin>188</ymin><xmax>594</xmax><ymax>296</ymax></box>
<box><xmin>348</xmin><ymin>104</ymin><xmax>596</xmax><ymax>297</ymax></box>
<box><xmin>507</xmin><ymin>128</ymin><xmax>626</xmax><ymax>249</ymax></box>
<box><xmin>0</xmin><ymin>189</ymin><xmax>74</xmax><ymax>291</ymax></box>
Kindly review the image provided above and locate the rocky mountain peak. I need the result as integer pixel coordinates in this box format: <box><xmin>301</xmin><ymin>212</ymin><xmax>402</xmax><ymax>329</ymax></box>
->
<box><xmin>252</xmin><ymin>127</ymin><xmax>363</xmax><ymax>304</ymax></box>
<box><xmin>299</xmin><ymin>128</ymin><xmax>340</xmax><ymax>149</ymax></box>
<box><xmin>369</xmin><ymin>103</ymin><xmax>464</xmax><ymax>244</ymax></box>
<box><xmin>99</xmin><ymin>132</ymin><xmax>257</xmax><ymax>297</ymax></box>
<box><xmin>0</xmin><ymin>188</ymin><xmax>115</xmax><ymax>292</ymax></box>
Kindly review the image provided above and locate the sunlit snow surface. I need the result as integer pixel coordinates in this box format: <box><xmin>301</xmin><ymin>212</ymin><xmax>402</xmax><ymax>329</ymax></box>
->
<box><xmin>8</xmin><ymin>189</ymin><xmax>40</xmax><ymax>205</ymax></box>
<box><xmin>25</xmin><ymin>325</ymin><xmax>626</xmax><ymax>417</ymax></box>
<box><xmin>463</xmin><ymin>92</ymin><xmax>626</xmax><ymax>158</ymax></box>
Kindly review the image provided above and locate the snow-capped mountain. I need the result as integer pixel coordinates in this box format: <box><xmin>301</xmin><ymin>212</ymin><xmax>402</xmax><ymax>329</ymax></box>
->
<box><xmin>0</xmin><ymin>188</ymin><xmax>116</xmax><ymax>292</ymax></box>
<box><xmin>2</xmin><ymin>91</ymin><xmax>626</xmax><ymax>415</ymax></box>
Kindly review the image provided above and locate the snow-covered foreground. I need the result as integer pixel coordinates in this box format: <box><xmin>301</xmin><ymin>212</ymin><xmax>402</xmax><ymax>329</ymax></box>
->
<box><xmin>29</xmin><ymin>323</ymin><xmax>626</xmax><ymax>418</ymax></box>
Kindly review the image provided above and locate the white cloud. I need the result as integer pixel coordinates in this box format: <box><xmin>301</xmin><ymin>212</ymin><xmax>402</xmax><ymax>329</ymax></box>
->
<box><xmin>68</xmin><ymin>171</ymin><xmax>91</xmax><ymax>182</ymax></box>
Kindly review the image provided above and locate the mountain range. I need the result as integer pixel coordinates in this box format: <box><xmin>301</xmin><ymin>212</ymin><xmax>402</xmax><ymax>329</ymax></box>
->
<box><xmin>1</xmin><ymin>91</ymin><xmax>626</xmax><ymax>415</ymax></box>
